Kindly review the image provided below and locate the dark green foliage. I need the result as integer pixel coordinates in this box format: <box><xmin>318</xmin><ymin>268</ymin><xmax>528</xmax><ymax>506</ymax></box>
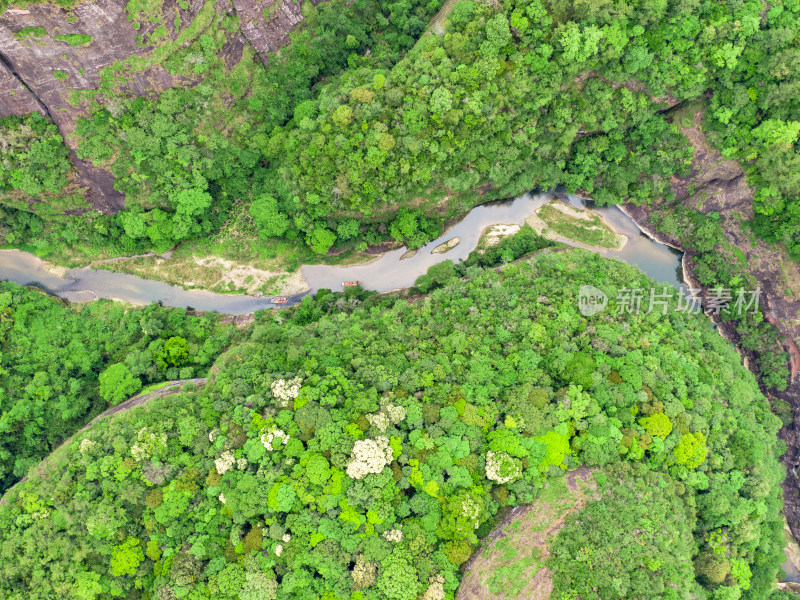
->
<box><xmin>0</xmin><ymin>251</ymin><xmax>785</xmax><ymax>599</ymax></box>
<box><xmin>550</xmin><ymin>464</ymin><xmax>699</xmax><ymax>599</ymax></box>
<box><xmin>66</xmin><ymin>0</ymin><xmax>444</xmax><ymax>256</ymax></box>
<box><xmin>0</xmin><ymin>114</ymin><xmax>71</xmax><ymax>197</ymax></box>
<box><xmin>460</xmin><ymin>224</ymin><xmax>554</xmax><ymax>269</ymax></box>
<box><xmin>6</xmin><ymin>0</ymin><xmax>800</xmax><ymax>272</ymax></box>
<box><xmin>651</xmin><ymin>207</ymin><xmax>790</xmax><ymax>391</ymax></box>
<box><xmin>0</xmin><ymin>282</ymin><xmax>238</xmax><ymax>493</ymax></box>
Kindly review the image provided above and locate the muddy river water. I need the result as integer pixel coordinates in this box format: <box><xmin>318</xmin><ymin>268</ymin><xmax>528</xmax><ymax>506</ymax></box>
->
<box><xmin>0</xmin><ymin>193</ymin><xmax>682</xmax><ymax>313</ymax></box>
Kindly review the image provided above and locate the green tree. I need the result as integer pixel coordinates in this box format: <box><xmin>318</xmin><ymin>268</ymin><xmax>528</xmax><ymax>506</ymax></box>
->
<box><xmin>154</xmin><ymin>336</ymin><xmax>190</xmax><ymax>370</ymax></box>
<box><xmin>109</xmin><ymin>537</ymin><xmax>144</xmax><ymax>577</ymax></box>
<box><xmin>99</xmin><ymin>363</ymin><xmax>142</xmax><ymax>405</ymax></box>
<box><xmin>306</xmin><ymin>227</ymin><xmax>337</xmax><ymax>254</ymax></box>
<box><xmin>250</xmin><ymin>194</ymin><xmax>289</xmax><ymax>238</ymax></box>
<box><xmin>674</xmin><ymin>432</ymin><xmax>708</xmax><ymax>469</ymax></box>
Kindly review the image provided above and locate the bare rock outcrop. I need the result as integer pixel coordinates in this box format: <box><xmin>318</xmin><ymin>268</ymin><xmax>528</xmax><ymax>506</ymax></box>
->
<box><xmin>0</xmin><ymin>54</ymin><xmax>44</xmax><ymax>116</ymax></box>
<box><xmin>0</xmin><ymin>0</ymin><xmax>326</xmax><ymax>211</ymax></box>
<box><xmin>232</xmin><ymin>0</ymin><xmax>328</xmax><ymax>59</ymax></box>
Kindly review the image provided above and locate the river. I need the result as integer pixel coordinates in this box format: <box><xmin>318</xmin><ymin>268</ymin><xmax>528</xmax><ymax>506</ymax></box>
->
<box><xmin>4</xmin><ymin>192</ymin><xmax>800</xmax><ymax>582</ymax></box>
<box><xmin>0</xmin><ymin>193</ymin><xmax>683</xmax><ymax>313</ymax></box>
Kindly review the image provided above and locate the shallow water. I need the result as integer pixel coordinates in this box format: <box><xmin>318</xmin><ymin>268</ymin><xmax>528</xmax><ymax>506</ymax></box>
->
<box><xmin>0</xmin><ymin>193</ymin><xmax>683</xmax><ymax>314</ymax></box>
<box><xmin>0</xmin><ymin>249</ymin><xmax>305</xmax><ymax>313</ymax></box>
<box><xmin>783</xmin><ymin>551</ymin><xmax>800</xmax><ymax>583</ymax></box>
<box><xmin>303</xmin><ymin>192</ymin><xmax>684</xmax><ymax>293</ymax></box>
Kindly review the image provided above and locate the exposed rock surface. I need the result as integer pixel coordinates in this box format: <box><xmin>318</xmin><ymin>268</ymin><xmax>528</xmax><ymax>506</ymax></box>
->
<box><xmin>0</xmin><ymin>0</ymin><xmax>325</xmax><ymax>211</ymax></box>
<box><xmin>234</xmin><ymin>0</ymin><xmax>304</xmax><ymax>55</ymax></box>
<box><xmin>621</xmin><ymin>105</ymin><xmax>800</xmax><ymax>542</ymax></box>
<box><xmin>0</xmin><ymin>53</ymin><xmax>45</xmax><ymax>116</ymax></box>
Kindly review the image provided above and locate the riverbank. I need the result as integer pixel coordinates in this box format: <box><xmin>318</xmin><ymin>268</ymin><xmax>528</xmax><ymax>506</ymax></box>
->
<box><xmin>96</xmin><ymin>253</ymin><xmax>312</xmax><ymax>297</ymax></box>
<box><xmin>0</xmin><ymin>193</ymin><xmax>685</xmax><ymax>312</ymax></box>
<box><xmin>619</xmin><ymin>199</ymin><xmax>800</xmax><ymax>580</ymax></box>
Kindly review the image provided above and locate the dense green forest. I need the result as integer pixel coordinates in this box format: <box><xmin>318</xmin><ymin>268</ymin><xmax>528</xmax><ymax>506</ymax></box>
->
<box><xmin>0</xmin><ymin>249</ymin><xmax>788</xmax><ymax>599</ymax></box>
<box><xmin>0</xmin><ymin>114</ymin><xmax>71</xmax><ymax>200</ymax></box>
<box><xmin>0</xmin><ymin>282</ymin><xmax>239</xmax><ymax>493</ymax></box>
<box><xmin>2</xmin><ymin>0</ymin><xmax>799</xmax><ymax>260</ymax></box>
<box><xmin>0</xmin><ymin>0</ymin><xmax>445</xmax><ymax>257</ymax></box>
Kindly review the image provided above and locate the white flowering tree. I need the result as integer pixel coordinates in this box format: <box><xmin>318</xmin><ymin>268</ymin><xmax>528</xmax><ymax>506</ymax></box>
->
<box><xmin>346</xmin><ymin>437</ymin><xmax>393</xmax><ymax>479</ymax></box>
<box><xmin>484</xmin><ymin>451</ymin><xmax>521</xmax><ymax>484</ymax></box>
<box><xmin>270</xmin><ymin>377</ymin><xmax>302</xmax><ymax>407</ymax></box>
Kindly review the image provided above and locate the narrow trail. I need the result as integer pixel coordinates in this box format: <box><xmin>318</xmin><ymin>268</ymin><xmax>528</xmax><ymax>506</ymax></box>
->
<box><xmin>0</xmin><ymin>377</ymin><xmax>207</xmax><ymax>505</ymax></box>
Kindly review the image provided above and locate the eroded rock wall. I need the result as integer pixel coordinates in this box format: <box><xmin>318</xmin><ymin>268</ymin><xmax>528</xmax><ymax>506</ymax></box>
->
<box><xmin>0</xmin><ymin>0</ymin><xmax>322</xmax><ymax>211</ymax></box>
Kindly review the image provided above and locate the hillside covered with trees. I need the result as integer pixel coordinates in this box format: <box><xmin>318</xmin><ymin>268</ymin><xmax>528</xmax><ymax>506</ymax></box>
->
<box><xmin>2</xmin><ymin>0</ymin><xmax>797</xmax><ymax>393</ymax></box>
<box><xmin>0</xmin><ymin>282</ymin><xmax>240</xmax><ymax>493</ymax></box>
<box><xmin>0</xmin><ymin>249</ymin><xmax>789</xmax><ymax>599</ymax></box>
<box><xmin>1</xmin><ymin>0</ymin><xmax>799</xmax><ymax>261</ymax></box>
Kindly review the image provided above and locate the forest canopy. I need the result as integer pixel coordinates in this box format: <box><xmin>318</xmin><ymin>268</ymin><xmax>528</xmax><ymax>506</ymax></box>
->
<box><xmin>0</xmin><ymin>250</ymin><xmax>787</xmax><ymax>600</ymax></box>
<box><xmin>2</xmin><ymin>0</ymin><xmax>800</xmax><ymax>263</ymax></box>
<box><xmin>0</xmin><ymin>283</ymin><xmax>239</xmax><ymax>493</ymax></box>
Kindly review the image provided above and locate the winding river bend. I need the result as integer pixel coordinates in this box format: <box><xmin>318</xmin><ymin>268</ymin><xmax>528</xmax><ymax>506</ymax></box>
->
<box><xmin>0</xmin><ymin>193</ymin><xmax>682</xmax><ymax>314</ymax></box>
<box><xmin>5</xmin><ymin>193</ymin><xmax>800</xmax><ymax>582</ymax></box>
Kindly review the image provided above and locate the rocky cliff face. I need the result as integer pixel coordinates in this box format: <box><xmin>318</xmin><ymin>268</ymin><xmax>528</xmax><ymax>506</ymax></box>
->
<box><xmin>234</xmin><ymin>0</ymin><xmax>304</xmax><ymax>55</ymax></box>
<box><xmin>0</xmin><ymin>53</ymin><xmax>44</xmax><ymax>116</ymax></box>
<box><xmin>622</xmin><ymin>106</ymin><xmax>800</xmax><ymax>543</ymax></box>
<box><xmin>0</xmin><ymin>0</ymin><xmax>321</xmax><ymax>211</ymax></box>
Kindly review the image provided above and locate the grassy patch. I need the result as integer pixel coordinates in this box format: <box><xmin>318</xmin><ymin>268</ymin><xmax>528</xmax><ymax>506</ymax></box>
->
<box><xmin>125</xmin><ymin>0</ymin><xmax>165</xmax><ymax>23</ymax></box>
<box><xmin>13</xmin><ymin>26</ymin><xmax>47</xmax><ymax>38</ymax></box>
<box><xmin>137</xmin><ymin>380</ymin><xmax>181</xmax><ymax>395</ymax></box>
<box><xmin>536</xmin><ymin>201</ymin><xmax>623</xmax><ymax>249</ymax></box>
<box><xmin>54</xmin><ymin>33</ymin><xmax>92</xmax><ymax>46</ymax></box>
<box><xmin>459</xmin><ymin>470</ymin><xmax>596</xmax><ymax>600</ymax></box>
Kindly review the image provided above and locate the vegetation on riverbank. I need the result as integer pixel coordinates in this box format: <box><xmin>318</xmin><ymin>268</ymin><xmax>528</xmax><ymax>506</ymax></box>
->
<box><xmin>4</xmin><ymin>0</ymin><xmax>798</xmax><ymax>270</ymax></box>
<box><xmin>532</xmin><ymin>201</ymin><xmax>624</xmax><ymax>250</ymax></box>
<box><xmin>0</xmin><ymin>0</ymin><xmax>796</xmax><ymax>401</ymax></box>
<box><xmin>0</xmin><ymin>248</ymin><xmax>789</xmax><ymax>600</ymax></box>
<box><xmin>0</xmin><ymin>282</ymin><xmax>240</xmax><ymax>493</ymax></box>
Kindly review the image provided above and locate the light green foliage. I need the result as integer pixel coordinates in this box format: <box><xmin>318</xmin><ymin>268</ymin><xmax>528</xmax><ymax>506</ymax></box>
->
<box><xmin>250</xmin><ymin>194</ymin><xmax>289</xmax><ymax>239</ymax></box>
<box><xmin>550</xmin><ymin>464</ymin><xmax>699</xmax><ymax>598</ymax></box>
<box><xmin>674</xmin><ymin>432</ymin><xmax>708</xmax><ymax>469</ymax></box>
<box><xmin>54</xmin><ymin>33</ymin><xmax>92</xmax><ymax>46</ymax></box>
<box><xmin>109</xmin><ymin>537</ymin><xmax>144</xmax><ymax>576</ymax></box>
<box><xmin>639</xmin><ymin>413</ymin><xmax>673</xmax><ymax>439</ymax></box>
<box><xmin>153</xmin><ymin>336</ymin><xmax>190</xmax><ymax>369</ymax></box>
<box><xmin>376</xmin><ymin>553</ymin><xmax>419</xmax><ymax>600</ymax></box>
<box><xmin>306</xmin><ymin>227</ymin><xmax>337</xmax><ymax>255</ymax></box>
<box><xmin>306</xmin><ymin>453</ymin><xmax>331</xmax><ymax>485</ymax></box>
<box><xmin>98</xmin><ymin>363</ymin><xmax>142</xmax><ymax>405</ymax></box>
<box><xmin>268</xmin><ymin>483</ymin><xmax>297</xmax><ymax>512</ymax></box>
<box><xmin>216</xmin><ymin>563</ymin><xmax>246</xmax><ymax>597</ymax></box>
<box><xmin>537</xmin><ymin>427</ymin><xmax>570</xmax><ymax>470</ymax></box>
